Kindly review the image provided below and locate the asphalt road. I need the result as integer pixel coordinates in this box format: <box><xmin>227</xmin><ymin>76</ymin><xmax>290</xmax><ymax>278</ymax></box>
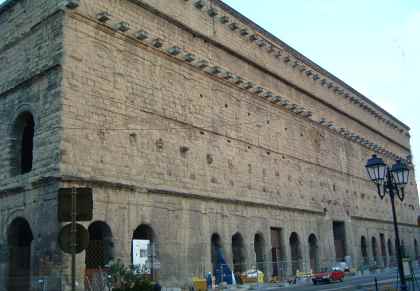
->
<box><xmin>262</xmin><ymin>269</ymin><xmax>420</xmax><ymax>291</ymax></box>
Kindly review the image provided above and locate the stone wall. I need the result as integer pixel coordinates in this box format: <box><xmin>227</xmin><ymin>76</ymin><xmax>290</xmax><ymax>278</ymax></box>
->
<box><xmin>58</xmin><ymin>0</ymin><xmax>419</xmax><ymax>286</ymax></box>
<box><xmin>0</xmin><ymin>0</ymin><xmax>418</xmax><ymax>289</ymax></box>
<box><xmin>0</xmin><ymin>0</ymin><xmax>65</xmax><ymax>290</ymax></box>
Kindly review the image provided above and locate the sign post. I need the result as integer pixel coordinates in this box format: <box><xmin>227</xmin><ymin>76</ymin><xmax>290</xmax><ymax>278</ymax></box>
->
<box><xmin>71</xmin><ymin>187</ymin><xmax>76</xmax><ymax>291</ymax></box>
<box><xmin>57</xmin><ymin>187</ymin><xmax>92</xmax><ymax>291</ymax></box>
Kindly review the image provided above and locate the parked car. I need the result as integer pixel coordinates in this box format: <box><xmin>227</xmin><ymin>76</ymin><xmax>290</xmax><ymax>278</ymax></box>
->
<box><xmin>312</xmin><ymin>267</ymin><xmax>345</xmax><ymax>285</ymax></box>
<box><xmin>335</xmin><ymin>261</ymin><xmax>350</xmax><ymax>272</ymax></box>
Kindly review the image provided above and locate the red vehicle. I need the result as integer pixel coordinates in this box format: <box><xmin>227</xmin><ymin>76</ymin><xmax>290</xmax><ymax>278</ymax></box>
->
<box><xmin>312</xmin><ymin>268</ymin><xmax>345</xmax><ymax>285</ymax></box>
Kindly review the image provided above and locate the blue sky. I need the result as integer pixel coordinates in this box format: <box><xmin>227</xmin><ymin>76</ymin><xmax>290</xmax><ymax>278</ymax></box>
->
<box><xmin>1</xmin><ymin>0</ymin><xmax>419</xmax><ymax>185</ymax></box>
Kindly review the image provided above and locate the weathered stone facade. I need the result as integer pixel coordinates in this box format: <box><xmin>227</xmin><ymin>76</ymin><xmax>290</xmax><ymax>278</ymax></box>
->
<box><xmin>0</xmin><ymin>0</ymin><xmax>419</xmax><ymax>289</ymax></box>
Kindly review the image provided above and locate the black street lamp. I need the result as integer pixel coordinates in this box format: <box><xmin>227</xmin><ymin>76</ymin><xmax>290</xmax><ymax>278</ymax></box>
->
<box><xmin>365</xmin><ymin>154</ymin><xmax>410</xmax><ymax>291</ymax></box>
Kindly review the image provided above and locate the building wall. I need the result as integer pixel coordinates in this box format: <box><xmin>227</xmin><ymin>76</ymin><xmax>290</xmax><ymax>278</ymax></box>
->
<box><xmin>0</xmin><ymin>0</ymin><xmax>418</xmax><ymax>289</ymax></box>
<box><xmin>58</xmin><ymin>0</ymin><xmax>419</xmax><ymax>286</ymax></box>
<box><xmin>0</xmin><ymin>0</ymin><xmax>65</xmax><ymax>290</ymax></box>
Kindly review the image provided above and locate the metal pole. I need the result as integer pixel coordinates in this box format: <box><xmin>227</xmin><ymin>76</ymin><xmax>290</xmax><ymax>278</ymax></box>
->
<box><xmin>71</xmin><ymin>187</ymin><xmax>77</xmax><ymax>291</ymax></box>
<box><xmin>387</xmin><ymin>170</ymin><xmax>408</xmax><ymax>291</ymax></box>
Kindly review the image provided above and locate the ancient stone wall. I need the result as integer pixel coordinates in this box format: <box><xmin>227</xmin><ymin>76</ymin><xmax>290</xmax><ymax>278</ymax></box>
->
<box><xmin>0</xmin><ymin>0</ymin><xmax>418</xmax><ymax>289</ymax></box>
<box><xmin>0</xmin><ymin>0</ymin><xmax>65</xmax><ymax>290</ymax></box>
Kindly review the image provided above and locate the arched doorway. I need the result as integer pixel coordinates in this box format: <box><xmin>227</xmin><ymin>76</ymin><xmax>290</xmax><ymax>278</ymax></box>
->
<box><xmin>232</xmin><ymin>232</ymin><xmax>247</xmax><ymax>273</ymax></box>
<box><xmin>7</xmin><ymin>217</ymin><xmax>33</xmax><ymax>291</ymax></box>
<box><xmin>211</xmin><ymin>233</ymin><xmax>224</xmax><ymax>274</ymax></box>
<box><xmin>132</xmin><ymin>225</ymin><xmax>157</xmax><ymax>279</ymax></box>
<box><xmin>371</xmin><ymin>237</ymin><xmax>378</xmax><ymax>266</ymax></box>
<box><xmin>414</xmin><ymin>239</ymin><xmax>419</xmax><ymax>261</ymax></box>
<box><xmin>254</xmin><ymin>233</ymin><xmax>265</xmax><ymax>273</ymax></box>
<box><xmin>289</xmin><ymin>232</ymin><xmax>302</xmax><ymax>275</ymax></box>
<box><xmin>361</xmin><ymin>236</ymin><xmax>368</xmax><ymax>264</ymax></box>
<box><xmin>308</xmin><ymin>234</ymin><xmax>319</xmax><ymax>272</ymax></box>
<box><xmin>85</xmin><ymin>221</ymin><xmax>114</xmax><ymax>285</ymax></box>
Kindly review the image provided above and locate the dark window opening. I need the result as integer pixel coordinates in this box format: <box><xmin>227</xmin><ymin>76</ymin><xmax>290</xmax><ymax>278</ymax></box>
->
<box><xmin>254</xmin><ymin>233</ymin><xmax>265</xmax><ymax>273</ymax></box>
<box><xmin>289</xmin><ymin>232</ymin><xmax>302</xmax><ymax>275</ymax></box>
<box><xmin>271</xmin><ymin>227</ymin><xmax>286</xmax><ymax>279</ymax></box>
<box><xmin>333</xmin><ymin>221</ymin><xmax>346</xmax><ymax>260</ymax></box>
<box><xmin>308</xmin><ymin>234</ymin><xmax>319</xmax><ymax>272</ymax></box>
<box><xmin>11</xmin><ymin>112</ymin><xmax>35</xmax><ymax>176</ymax></box>
<box><xmin>232</xmin><ymin>232</ymin><xmax>247</xmax><ymax>273</ymax></box>
<box><xmin>361</xmin><ymin>236</ymin><xmax>368</xmax><ymax>264</ymax></box>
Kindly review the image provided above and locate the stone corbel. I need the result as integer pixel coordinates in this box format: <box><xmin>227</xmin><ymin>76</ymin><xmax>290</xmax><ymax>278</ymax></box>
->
<box><xmin>207</xmin><ymin>66</ymin><xmax>222</xmax><ymax>75</ymax></box>
<box><xmin>152</xmin><ymin>38</ymin><xmax>163</xmax><ymax>48</ymax></box>
<box><xmin>194</xmin><ymin>0</ymin><xmax>205</xmax><ymax>9</ymax></box>
<box><xmin>195</xmin><ymin>59</ymin><xmax>209</xmax><ymax>69</ymax></box>
<box><xmin>135</xmin><ymin>30</ymin><xmax>149</xmax><ymax>40</ymax></box>
<box><xmin>262</xmin><ymin>91</ymin><xmax>273</xmax><ymax>99</ymax></box>
<box><xmin>229</xmin><ymin>22</ymin><xmax>239</xmax><ymax>31</ymax></box>
<box><xmin>96</xmin><ymin>12</ymin><xmax>112</xmax><ymax>23</ymax></box>
<box><xmin>182</xmin><ymin>53</ymin><xmax>196</xmax><ymax>62</ymax></box>
<box><xmin>241</xmin><ymin>81</ymin><xmax>254</xmax><ymax>90</ymax></box>
<box><xmin>207</xmin><ymin>8</ymin><xmax>218</xmax><ymax>17</ymax></box>
<box><xmin>167</xmin><ymin>46</ymin><xmax>182</xmax><ymax>55</ymax></box>
<box><xmin>113</xmin><ymin>21</ymin><xmax>130</xmax><ymax>32</ymax></box>
<box><xmin>240</xmin><ymin>29</ymin><xmax>249</xmax><ymax>36</ymax></box>
<box><xmin>219</xmin><ymin>15</ymin><xmax>230</xmax><ymax>24</ymax></box>
<box><xmin>65</xmin><ymin>0</ymin><xmax>79</xmax><ymax>9</ymax></box>
<box><xmin>253</xmin><ymin>86</ymin><xmax>264</xmax><ymax>94</ymax></box>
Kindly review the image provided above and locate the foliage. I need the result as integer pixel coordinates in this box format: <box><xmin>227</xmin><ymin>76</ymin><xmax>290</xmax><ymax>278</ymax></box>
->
<box><xmin>107</xmin><ymin>259</ymin><xmax>154</xmax><ymax>291</ymax></box>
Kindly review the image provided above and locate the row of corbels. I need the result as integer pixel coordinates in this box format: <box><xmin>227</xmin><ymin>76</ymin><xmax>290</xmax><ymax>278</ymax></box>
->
<box><xmin>95</xmin><ymin>11</ymin><xmax>313</xmax><ymax>119</ymax></box>
<box><xmin>184</xmin><ymin>0</ymin><xmax>405</xmax><ymax>136</ymax></box>
<box><xmin>318</xmin><ymin>118</ymin><xmax>401</xmax><ymax>160</ymax></box>
<box><xmin>94</xmin><ymin>10</ymin><xmax>401</xmax><ymax>162</ymax></box>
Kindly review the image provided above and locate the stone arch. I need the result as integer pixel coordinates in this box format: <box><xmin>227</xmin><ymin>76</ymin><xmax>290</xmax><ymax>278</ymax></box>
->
<box><xmin>7</xmin><ymin>217</ymin><xmax>33</xmax><ymax>291</ymax></box>
<box><xmin>308</xmin><ymin>234</ymin><xmax>319</xmax><ymax>272</ymax></box>
<box><xmin>132</xmin><ymin>224</ymin><xmax>158</xmax><ymax>279</ymax></box>
<box><xmin>85</xmin><ymin>221</ymin><xmax>114</xmax><ymax>269</ymax></box>
<box><xmin>371</xmin><ymin>237</ymin><xmax>378</xmax><ymax>265</ymax></box>
<box><xmin>231</xmin><ymin>232</ymin><xmax>247</xmax><ymax>273</ymax></box>
<box><xmin>211</xmin><ymin>233</ymin><xmax>224</xmax><ymax>274</ymax></box>
<box><xmin>289</xmin><ymin>232</ymin><xmax>302</xmax><ymax>274</ymax></box>
<box><xmin>254</xmin><ymin>232</ymin><xmax>265</xmax><ymax>273</ymax></box>
<box><xmin>10</xmin><ymin>111</ymin><xmax>35</xmax><ymax>176</ymax></box>
<box><xmin>361</xmin><ymin>236</ymin><xmax>368</xmax><ymax>264</ymax></box>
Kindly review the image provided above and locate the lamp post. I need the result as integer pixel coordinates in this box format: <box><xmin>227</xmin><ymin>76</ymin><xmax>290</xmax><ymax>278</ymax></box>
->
<box><xmin>365</xmin><ymin>155</ymin><xmax>410</xmax><ymax>291</ymax></box>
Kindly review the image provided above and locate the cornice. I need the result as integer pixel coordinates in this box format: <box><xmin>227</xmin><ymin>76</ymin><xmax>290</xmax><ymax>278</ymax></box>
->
<box><xmin>209</xmin><ymin>0</ymin><xmax>410</xmax><ymax>132</ymax></box>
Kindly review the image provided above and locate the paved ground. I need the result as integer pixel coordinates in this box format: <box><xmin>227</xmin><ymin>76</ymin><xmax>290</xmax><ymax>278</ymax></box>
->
<box><xmin>228</xmin><ymin>269</ymin><xmax>420</xmax><ymax>291</ymax></box>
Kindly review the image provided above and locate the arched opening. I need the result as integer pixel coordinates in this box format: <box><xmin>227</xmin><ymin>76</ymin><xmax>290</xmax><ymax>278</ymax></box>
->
<box><xmin>380</xmin><ymin>234</ymin><xmax>387</xmax><ymax>267</ymax></box>
<box><xmin>414</xmin><ymin>239</ymin><xmax>419</xmax><ymax>261</ymax></box>
<box><xmin>232</xmin><ymin>232</ymin><xmax>247</xmax><ymax>273</ymax></box>
<box><xmin>211</xmin><ymin>233</ymin><xmax>224</xmax><ymax>274</ymax></box>
<box><xmin>11</xmin><ymin>112</ymin><xmax>35</xmax><ymax>175</ymax></box>
<box><xmin>308</xmin><ymin>234</ymin><xmax>319</xmax><ymax>272</ymax></box>
<box><xmin>270</xmin><ymin>227</ymin><xmax>286</xmax><ymax>279</ymax></box>
<box><xmin>85</xmin><ymin>221</ymin><xmax>114</xmax><ymax>284</ymax></box>
<box><xmin>132</xmin><ymin>225</ymin><xmax>157</xmax><ymax>279</ymax></box>
<box><xmin>7</xmin><ymin>217</ymin><xmax>33</xmax><ymax>291</ymax></box>
<box><xmin>254</xmin><ymin>233</ymin><xmax>265</xmax><ymax>273</ymax></box>
<box><xmin>387</xmin><ymin>239</ymin><xmax>394</xmax><ymax>266</ymax></box>
<box><xmin>289</xmin><ymin>232</ymin><xmax>302</xmax><ymax>275</ymax></box>
<box><xmin>371</xmin><ymin>237</ymin><xmax>378</xmax><ymax>265</ymax></box>
<box><xmin>361</xmin><ymin>236</ymin><xmax>368</xmax><ymax>264</ymax></box>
